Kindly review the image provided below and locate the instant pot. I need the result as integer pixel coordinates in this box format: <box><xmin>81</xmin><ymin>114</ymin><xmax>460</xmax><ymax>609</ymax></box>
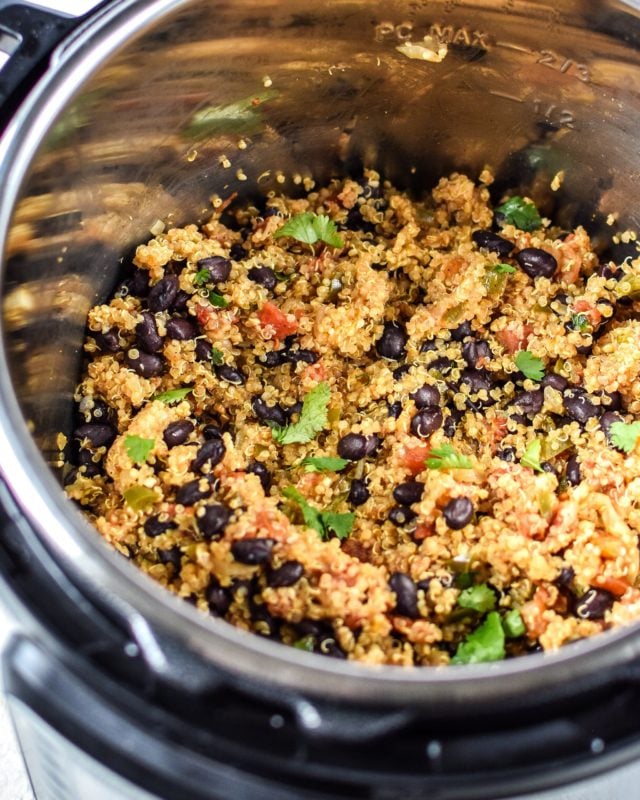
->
<box><xmin>4</xmin><ymin>1</ymin><xmax>640</xmax><ymax>798</ymax></box>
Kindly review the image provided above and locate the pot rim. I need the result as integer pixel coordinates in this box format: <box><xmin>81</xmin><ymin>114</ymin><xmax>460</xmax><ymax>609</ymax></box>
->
<box><xmin>2</xmin><ymin>0</ymin><xmax>640</xmax><ymax>708</ymax></box>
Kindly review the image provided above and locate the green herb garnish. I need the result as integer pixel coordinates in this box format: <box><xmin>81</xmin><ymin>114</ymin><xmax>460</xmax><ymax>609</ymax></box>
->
<box><xmin>209</xmin><ymin>290</ymin><xmax>229</xmax><ymax>308</ymax></box>
<box><xmin>502</xmin><ymin>608</ymin><xmax>526</xmax><ymax>638</ymax></box>
<box><xmin>610</xmin><ymin>420</ymin><xmax>640</xmax><ymax>454</ymax></box>
<box><xmin>492</xmin><ymin>263</ymin><xmax>517</xmax><ymax>274</ymax></box>
<box><xmin>123</xmin><ymin>485</ymin><xmax>159</xmax><ymax>511</ymax></box>
<box><xmin>194</xmin><ymin>269</ymin><xmax>211</xmax><ymax>286</ymax></box>
<box><xmin>521</xmin><ymin>439</ymin><xmax>544</xmax><ymax>473</ymax></box>
<box><xmin>458</xmin><ymin>584</ymin><xmax>497</xmax><ymax>614</ymax></box>
<box><xmin>300</xmin><ymin>456</ymin><xmax>349</xmax><ymax>473</ymax></box>
<box><xmin>282</xmin><ymin>486</ymin><xmax>355</xmax><ymax>541</ymax></box>
<box><xmin>570</xmin><ymin>313</ymin><xmax>589</xmax><ymax>332</ymax></box>
<box><xmin>451</xmin><ymin>611</ymin><xmax>506</xmax><ymax>665</ymax></box>
<box><xmin>274</xmin><ymin>212</ymin><xmax>344</xmax><ymax>251</ymax></box>
<box><xmin>272</xmin><ymin>382</ymin><xmax>330</xmax><ymax>445</ymax></box>
<box><xmin>211</xmin><ymin>347</ymin><xmax>224</xmax><ymax>366</ymax></box>
<box><xmin>154</xmin><ymin>387</ymin><xmax>192</xmax><ymax>404</ymax></box>
<box><xmin>125</xmin><ymin>435</ymin><xmax>155</xmax><ymax>465</ymax></box>
<box><xmin>426</xmin><ymin>444</ymin><xmax>473</xmax><ymax>471</ymax></box>
<box><xmin>293</xmin><ymin>635</ymin><xmax>315</xmax><ymax>652</ymax></box>
<box><xmin>496</xmin><ymin>196</ymin><xmax>542</xmax><ymax>232</ymax></box>
<box><xmin>515</xmin><ymin>350</ymin><xmax>545</xmax><ymax>382</ymax></box>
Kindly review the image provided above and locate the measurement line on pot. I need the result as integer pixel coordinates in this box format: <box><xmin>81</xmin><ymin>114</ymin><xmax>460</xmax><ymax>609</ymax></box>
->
<box><xmin>537</xmin><ymin>49</ymin><xmax>591</xmax><ymax>83</ymax></box>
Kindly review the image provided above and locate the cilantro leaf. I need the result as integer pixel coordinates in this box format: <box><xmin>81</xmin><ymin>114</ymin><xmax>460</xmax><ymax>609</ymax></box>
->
<box><xmin>125</xmin><ymin>435</ymin><xmax>155</xmax><ymax>464</ymax></box>
<box><xmin>209</xmin><ymin>290</ymin><xmax>229</xmax><ymax>308</ymax></box>
<box><xmin>496</xmin><ymin>196</ymin><xmax>542</xmax><ymax>232</ymax></box>
<box><xmin>502</xmin><ymin>608</ymin><xmax>526</xmax><ymax>638</ymax></box>
<box><xmin>123</xmin><ymin>484</ymin><xmax>159</xmax><ymax>511</ymax></box>
<box><xmin>283</xmin><ymin>486</ymin><xmax>354</xmax><ymax>541</ymax></box>
<box><xmin>293</xmin><ymin>635</ymin><xmax>315</xmax><ymax>652</ymax></box>
<box><xmin>194</xmin><ymin>269</ymin><xmax>211</xmax><ymax>286</ymax></box>
<box><xmin>211</xmin><ymin>347</ymin><xmax>224</xmax><ymax>366</ymax></box>
<box><xmin>451</xmin><ymin>611</ymin><xmax>506</xmax><ymax>665</ymax></box>
<box><xmin>521</xmin><ymin>439</ymin><xmax>544</xmax><ymax>472</ymax></box>
<box><xmin>458</xmin><ymin>584</ymin><xmax>497</xmax><ymax>614</ymax></box>
<box><xmin>570</xmin><ymin>313</ymin><xmax>589</xmax><ymax>332</ymax></box>
<box><xmin>272</xmin><ymin>382</ymin><xmax>330</xmax><ymax>445</ymax></box>
<box><xmin>300</xmin><ymin>456</ymin><xmax>349</xmax><ymax>473</ymax></box>
<box><xmin>274</xmin><ymin>212</ymin><xmax>344</xmax><ymax>249</ymax></box>
<box><xmin>492</xmin><ymin>263</ymin><xmax>517</xmax><ymax>274</ymax></box>
<box><xmin>154</xmin><ymin>387</ymin><xmax>192</xmax><ymax>404</ymax></box>
<box><xmin>610</xmin><ymin>420</ymin><xmax>640</xmax><ymax>454</ymax></box>
<box><xmin>515</xmin><ymin>350</ymin><xmax>545</xmax><ymax>382</ymax></box>
<box><xmin>426</xmin><ymin>444</ymin><xmax>473</xmax><ymax>470</ymax></box>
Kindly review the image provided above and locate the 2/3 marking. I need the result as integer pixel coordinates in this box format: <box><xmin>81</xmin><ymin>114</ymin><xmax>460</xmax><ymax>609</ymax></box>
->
<box><xmin>536</xmin><ymin>50</ymin><xmax>591</xmax><ymax>83</ymax></box>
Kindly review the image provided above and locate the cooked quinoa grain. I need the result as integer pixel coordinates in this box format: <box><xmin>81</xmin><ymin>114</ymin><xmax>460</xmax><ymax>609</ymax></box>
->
<box><xmin>65</xmin><ymin>170</ymin><xmax>640</xmax><ymax>666</ymax></box>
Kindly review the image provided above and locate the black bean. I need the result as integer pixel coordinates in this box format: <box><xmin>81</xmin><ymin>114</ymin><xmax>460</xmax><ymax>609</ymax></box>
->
<box><xmin>376</xmin><ymin>321</ymin><xmax>408</xmax><ymax>360</ymax></box>
<box><xmin>410</xmin><ymin>384</ymin><xmax>440</xmax><ymax>409</ymax></box>
<box><xmin>195</xmin><ymin>339</ymin><xmax>213</xmax><ymax>362</ymax></box>
<box><xmin>337</xmin><ymin>433</ymin><xmax>368</xmax><ymax>461</ymax></box>
<box><xmin>320</xmin><ymin>638</ymin><xmax>347</xmax><ymax>659</ymax></box>
<box><xmin>267</xmin><ymin>560</ymin><xmax>304</xmax><ymax>588</ymax></box>
<box><xmin>564</xmin><ymin>390</ymin><xmax>601</xmax><ymax>424</ymax></box>
<box><xmin>472</xmin><ymin>230</ymin><xmax>514</xmax><ymax>257</ymax></box>
<box><xmin>252</xmin><ymin>396</ymin><xmax>288</xmax><ymax>427</ymax></box>
<box><xmin>286</xmin><ymin>401</ymin><xmax>303</xmax><ymax>419</ymax></box>
<box><xmin>148</xmin><ymin>275</ymin><xmax>179</xmax><ymax>312</ymax></box>
<box><xmin>514</xmin><ymin>389</ymin><xmax>544</xmax><ymax>416</ymax></box>
<box><xmin>556</xmin><ymin>566</ymin><xmax>576</xmax><ymax>587</ymax></box>
<box><xmin>144</xmin><ymin>515</ymin><xmax>176</xmax><ymax>538</ymax></box>
<box><xmin>158</xmin><ymin>547</ymin><xmax>182</xmax><ymax>573</ymax></box>
<box><xmin>410</xmin><ymin>408</ymin><xmax>443</xmax><ymax>438</ymax></box>
<box><xmin>163</xmin><ymin>420</ymin><xmax>194</xmax><ymax>448</ymax></box>
<box><xmin>230</xmin><ymin>243</ymin><xmax>246</xmax><ymax>261</ymax></box>
<box><xmin>207</xmin><ymin>582</ymin><xmax>232</xmax><ymax>616</ymax></box>
<box><xmin>136</xmin><ymin>311</ymin><xmax>163</xmax><ymax>353</ymax></box>
<box><xmin>388</xmin><ymin>506</ymin><xmax>417</xmax><ymax>526</ymax></box>
<box><xmin>515</xmin><ymin>248</ymin><xmax>558</xmax><ymax>279</ymax></box>
<box><xmin>599</xmin><ymin>411</ymin><xmax>623</xmax><ymax>444</ymax></box>
<box><xmin>175</xmin><ymin>478</ymin><xmax>212</xmax><ymax>506</ymax></box>
<box><xmin>393</xmin><ymin>481</ymin><xmax>424</xmax><ymax>506</ymax></box>
<box><xmin>365</xmin><ymin>434</ymin><xmax>382</xmax><ymax>456</ymax></box>
<box><xmin>202</xmin><ymin>424</ymin><xmax>223</xmax><ymax>440</ymax></box>
<box><xmin>497</xmin><ymin>446</ymin><xmax>516</xmax><ymax>462</ymax></box>
<box><xmin>574</xmin><ymin>588</ymin><xmax>614</xmax><ymax>620</ymax></box>
<box><xmin>197</xmin><ymin>255</ymin><xmax>231</xmax><ymax>283</ymax></box>
<box><xmin>595</xmin><ymin>390</ymin><xmax>623</xmax><ymax>412</ymax></box>
<box><xmin>393</xmin><ymin>363</ymin><xmax>412</xmax><ymax>381</ymax></box>
<box><xmin>389</xmin><ymin>572</ymin><xmax>419</xmax><ymax>618</ymax></box>
<box><xmin>79</xmin><ymin>463</ymin><xmax>103</xmax><ymax>478</ymax></box>
<box><xmin>191</xmin><ymin>439</ymin><xmax>226</xmax><ymax>472</ymax></box>
<box><xmin>443</xmin><ymin>409</ymin><xmax>463</xmax><ymax>438</ymax></box>
<box><xmin>348</xmin><ymin>479</ymin><xmax>369</xmax><ymax>507</ymax></box>
<box><xmin>462</xmin><ymin>339</ymin><xmax>492</xmax><ymax>367</ymax></box>
<box><xmin>85</xmin><ymin>399</ymin><xmax>112</xmax><ymax>424</ymax></box>
<box><xmin>259</xmin><ymin>350</ymin><xmax>287</xmax><ymax>367</ymax></box>
<box><xmin>443</xmin><ymin>496</ymin><xmax>474</xmax><ymax>530</ymax></box>
<box><xmin>231</xmin><ymin>538</ymin><xmax>275</xmax><ymax>565</ymax></box>
<box><xmin>216</xmin><ymin>364</ymin><xmax>246</xmax><ymax>385</ymax></box>
<box><xmin>94</xmin><ymin>328</ymin><xmax>120</xmax><ymax>353</ymax></box>
<box><xmin>420</xmin><ymin>339</ymin><xmax>437</xmax><ymax>353</ymax></box>
<box><xmin>451</xmin><ymin>320</ymin><xmax>472</xmax><ymax>341</ymax></box>
<box><xmin>541</xmin><ymin>461</ymin><xmax>559</xmax><ymax>476</ymax></box>
<box><xmin>197</xmin><ymin>503</ymin><xmax>231</xmax><ymax>539</ymax></box>
<box><xmin>387</xmin><ymin>401</ymin><xmax>403</xmax><ymax>419</ymax></box>
<box><xmin>247</xmin><ymin>460</ymin><xmax>271</xmax><ymax>492</ymax></box>
<box><xmin>460</xmin><ymin>369</ymin><xmax>492</xmax><ymax>394</ymax></box>
<box><xmin>77</xmin><ymin>448</ymin><xmax>97</xmax><ymax>467</ymax></box>
<box><xmin>74</xmin><ymin>423</ymin><xmax>116</xmax><ymax>447</ymax></box>
<box><xmin>598</xmin><ymin>263</ymin><xmax>623</xmax><ymax>281</ymax></box>
<box><xmin>248</xmin><ymin>266</ymin><xmax>277</xmax><ymax>291</ymax></box>
<box><xmin>125</xmin><ymin>350</ymin><xmax>165</xmax><ymax>377</ymax></box>
<box><xmin>129</xmin><ymin>268</ymin><xmax>150</xmax><ymax>297</ymax></box>
<box><xmin>285</xmin><ymin>348</ymin><xmax>320</xmax><ymax>365</ymax></box>
<box><xmin>166</xmin><ymin>317</ymin><xmax>196</xmax><ymax>340</ymax></box>
<box><xmin>566</xmin><ymin>454</ymin><xmax>581</xmax><ymax>486</ymax></box>
<box><xmin>429</xmin><ymin>356</ymin><xmax>454</xmax><ymax>376</ymax></box>
<box><xmin>172</xmin><ymin>290</ymin><xmax>190</xmax><ymax>312</ymax></box>
<box><xmin>541</xmin><ymin>373</ymin><xmax>569</xmax><ymax>392</ymax></box>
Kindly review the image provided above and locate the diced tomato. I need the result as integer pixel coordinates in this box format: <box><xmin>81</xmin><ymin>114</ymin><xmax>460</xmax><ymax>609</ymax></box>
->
<box><xmin>195</xmin><ymin>304</ymin><xmax>214</xmax><ymax>327</ymax></box>
<box><xmin>302</xmin><ymin>361</ymin><xmax>326</xmax><ymax>382</ymax></box>
<box><xmin>572</xmin><ymin>299</ymin><xmax>602</xmax><ymax>326</ymax></box>
<box><xmin>413</xmin><ymin>523</ymin><xmax>433</xmax><ymax>540</ymax></box>
<box><xmin>592</xmin><ymin>575</ymin><xmax>630</xmax><ymax>598</ymax></box>
<box><xmin>496</xmin><ymin>324</ymin><xmax>533</xmax><ymax>354</ymax></box>
<box><xmin>401</xmin><ymin>441</ymin><xmax>430</xmax><ymax>475</ymax></box>
<box><xmin>258</xmin><ymin>302</ymin><xmax>298</xmax><ymax>340</ymax></box>
<box><xmin>489</xmin><ymin>415</ymin><xmax>509</xmax><ymax>452</ymax></box>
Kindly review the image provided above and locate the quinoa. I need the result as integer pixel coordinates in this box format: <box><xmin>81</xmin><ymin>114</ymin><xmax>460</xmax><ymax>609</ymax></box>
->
<box><xmin>64</xmin><ymin>170</ymin><xmax>640</xmax><ymax>667</ymax></box>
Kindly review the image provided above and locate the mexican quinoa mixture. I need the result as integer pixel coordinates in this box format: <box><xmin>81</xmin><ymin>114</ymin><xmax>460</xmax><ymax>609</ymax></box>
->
<box><xmin>65</xmin><ymin>171</ymin><xmax>640</xmax><ymax>667</ymax></box>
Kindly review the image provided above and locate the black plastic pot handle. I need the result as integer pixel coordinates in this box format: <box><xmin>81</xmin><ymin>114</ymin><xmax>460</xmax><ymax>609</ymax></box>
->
<box><xmin>0</xmin><ymin>2</ymin><xmax>111</xmax><ymax>130</ymax></box>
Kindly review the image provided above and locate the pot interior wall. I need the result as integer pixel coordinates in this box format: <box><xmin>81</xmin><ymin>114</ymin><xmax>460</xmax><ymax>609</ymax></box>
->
<box><xmin>3</xmin><ymin>0</ymin><xmax>640</xmax><ymax>461</ymax></box>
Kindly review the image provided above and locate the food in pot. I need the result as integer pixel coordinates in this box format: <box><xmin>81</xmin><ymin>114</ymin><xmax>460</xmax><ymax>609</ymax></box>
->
<box><xmin>65</xmin><ymin>170</ymin><xmax>640</xmax><ymax>666</ymax></box>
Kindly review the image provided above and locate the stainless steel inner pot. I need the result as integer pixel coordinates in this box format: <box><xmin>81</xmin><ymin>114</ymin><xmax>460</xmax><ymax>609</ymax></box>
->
<box><xmin>2</xmin><ymin>0</ymin><xmax>640</xmax><ymax>713</ymax></box>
